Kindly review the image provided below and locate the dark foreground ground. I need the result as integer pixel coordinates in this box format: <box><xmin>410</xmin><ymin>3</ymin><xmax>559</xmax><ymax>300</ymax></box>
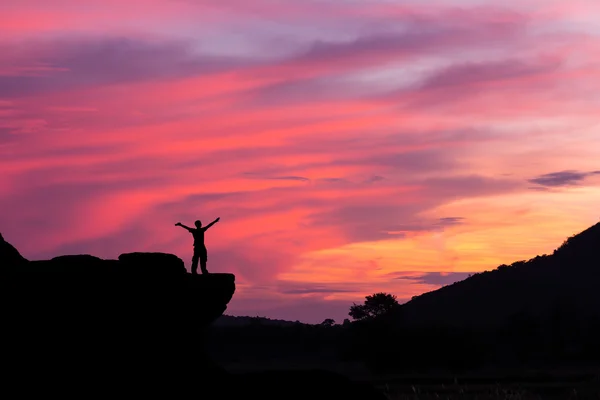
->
<box><xmin>375</xmin><ymin>370</ymin><xmax>599</xmax><ymax>399</ymax></box>
<box><xmin>223</xmin><ymin>361</ymin><xmax>599</xmax><ymax>399</ymax></box>
<box><xmin>209</xmin><ymin>322</ymin><xmax>600</xmax><ymax>399</ymax></box>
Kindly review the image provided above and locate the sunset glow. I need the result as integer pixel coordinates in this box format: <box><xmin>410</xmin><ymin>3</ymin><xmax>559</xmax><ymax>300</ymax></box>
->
<box><xmin>1</xmin><ymin>0</ymin><xmax>599</xmax><ymax>322</ymax></box>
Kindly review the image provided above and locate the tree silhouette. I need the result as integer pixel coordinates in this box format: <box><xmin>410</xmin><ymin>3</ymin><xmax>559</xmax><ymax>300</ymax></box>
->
<box><xmin>320</xmin><ymin>318</ymin><xmax>335</xmax><ymax>327</ymax></box>
<box><xmin>349</xmin><ymin>292</ymin><xmax>399</xmax><ymax>321</ymax></box>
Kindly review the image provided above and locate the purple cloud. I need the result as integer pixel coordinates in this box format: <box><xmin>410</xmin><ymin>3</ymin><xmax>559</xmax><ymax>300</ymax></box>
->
<box><xmin>283</xmin><ymin>9</ymin><xmax>527</xmax><ymax>69</ymax></box>
<box><xmin>278</xmin><ymin>284</ymin><xmax>356</xmax><ymax>295</ymax></box>
<box><xmin>395</xmin><ymin>271</ymin><xmax>474</xmax><ymax>286</ymax></box>
<box><xmin>0</xmin><ymin>37</ymin><xmax>256</xmax><ymax>98</ymax></box>
<box><xmin>419</xmin><ymin>58</ymin><xmax>561</xmax><ymax>90</ymax></box>
<box><xmin>418</xmin><ymin>175</ymin><xmax>521</xmax><ymax>198</ymax></box>
<box><xmin>436</xmin><ymin>217</ymin><xmax>466</xmax><ymax>226</ymax></box>
<box><xmin>528</xmin><ymin>170</ymin><xmax>600</xmax><ymax>188</ymax></box>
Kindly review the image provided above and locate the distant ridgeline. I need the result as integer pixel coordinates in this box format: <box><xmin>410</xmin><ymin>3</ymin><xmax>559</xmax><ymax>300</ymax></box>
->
<box><xmin>215</xmin><ymin>315</ymin><xmax>308</xmax><ymax>327</ymax></box>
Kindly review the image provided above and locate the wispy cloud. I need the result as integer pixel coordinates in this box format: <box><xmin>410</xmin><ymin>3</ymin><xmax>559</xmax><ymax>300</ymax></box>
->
<box><xmin>528</xmin><ymin>170</ymin><xmax>600</xmax><ymax>188</ymax></box>
<box><xmin>394</xmin><ymin>271</ymin><xmax>474</xmax><ymax>286</ymax></box>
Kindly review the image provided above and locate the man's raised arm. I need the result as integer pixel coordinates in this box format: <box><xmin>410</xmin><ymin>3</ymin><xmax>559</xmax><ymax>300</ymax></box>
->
<box><xmin>204</xmin><ymin>217</ymin><xmax>220</xmax><ymax>230</ymax></box>
<box><xmin>175</xmin><ymin>222</ymin><xmax>192</xmax><ymax>231</ymax></box>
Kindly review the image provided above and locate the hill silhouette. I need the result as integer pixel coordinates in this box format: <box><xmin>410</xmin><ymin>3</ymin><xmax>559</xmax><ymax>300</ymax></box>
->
<box><xmin>334</xmin><ymin>222</ymin><xmax>600</xmax><ymax>371</ymax></box>
<box><xmin>398</xmin><ymin>222</ymin><xmax>600</xmax><ymax>328</ymax></box>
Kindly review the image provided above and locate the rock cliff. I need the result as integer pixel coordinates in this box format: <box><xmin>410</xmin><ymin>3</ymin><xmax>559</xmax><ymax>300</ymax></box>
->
<box><xmin>1</xmin><ymin>233</ymin><xmax>235</xmax><ymax>396</ymax></box>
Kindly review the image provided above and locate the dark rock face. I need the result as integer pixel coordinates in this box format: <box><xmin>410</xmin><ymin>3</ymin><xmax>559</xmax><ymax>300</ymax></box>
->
<box><xmin>119</xmin><ymin>251</ymin><xmax>187</xmax><ymax>274</ymax></box>
<box><xmin>0</xmin><ymin>232</ymin><xmax>28</xmax><ymax>267</ymax></box>
<box><xmin>2</xmin><ymin>237</ymin><xmax>236</xmax><ymax>396</ymax></box>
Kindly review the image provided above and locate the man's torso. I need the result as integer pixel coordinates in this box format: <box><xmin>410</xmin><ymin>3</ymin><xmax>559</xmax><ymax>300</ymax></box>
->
<box><xmin>191</xmin><ymin>228</ymin><xmax>205</xmax><ymax>247</ymax></box>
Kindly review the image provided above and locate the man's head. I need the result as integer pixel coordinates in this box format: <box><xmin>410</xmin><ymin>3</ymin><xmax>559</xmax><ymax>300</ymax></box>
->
<box><xmin>195</xmin><ymin>220</ymin><xmax>202</xmax><ymax>228</ymax></box>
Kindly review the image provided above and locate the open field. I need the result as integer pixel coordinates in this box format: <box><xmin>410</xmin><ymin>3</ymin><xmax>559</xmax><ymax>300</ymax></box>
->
<box><xmin>375</xmin><ymin>370</ymin><xmax>600</xmax><ymax>400</ymax></box>
<box><xmin>381</xmin><ymin>382</ymin><xmax>599</xmax><ymax>400</ymax></box>
<box><xmin>224</xmin><ymin>362</ymin><xmax>599</xmax><ymax>399</ymax></box>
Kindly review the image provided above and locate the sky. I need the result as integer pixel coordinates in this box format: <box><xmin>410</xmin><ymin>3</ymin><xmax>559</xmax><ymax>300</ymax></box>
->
<box><xmin>1</xmin><ymin>0</ymin><xmax>599</xmax><ymax>323</ymax></box>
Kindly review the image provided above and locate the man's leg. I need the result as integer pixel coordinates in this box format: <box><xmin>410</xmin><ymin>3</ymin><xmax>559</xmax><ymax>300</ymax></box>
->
<box><xmin>200</xmin><ymin>257</ymin><xmax>208</xmax><ymax>274</ymax></box>
<box><xmin>191</xmin><ymin>250</ymin><xmax>199</xmax><ymax>275</ymax></box>
<box><xmin>200</xmin><ymin>248</ymin><xmax>208</xmax><ymax>274</ymax></box>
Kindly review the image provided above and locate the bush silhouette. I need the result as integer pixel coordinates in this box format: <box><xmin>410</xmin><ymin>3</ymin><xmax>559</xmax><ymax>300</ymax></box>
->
<box><xmin>349</xmin><ymin>292</ymin><xmax>399</xmax><ymax>321</ymax></box>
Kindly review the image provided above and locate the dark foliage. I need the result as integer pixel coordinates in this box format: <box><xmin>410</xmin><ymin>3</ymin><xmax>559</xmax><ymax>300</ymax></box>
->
<box><xmin>349</xmin><ymin>292</ymin><xmax>400</xmax><ymax>321</ymax></box>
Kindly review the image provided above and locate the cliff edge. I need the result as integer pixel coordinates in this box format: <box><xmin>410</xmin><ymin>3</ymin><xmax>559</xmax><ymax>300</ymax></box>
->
<box><xmin>1</xmin><ymin>233</ymin><xmax>235</xmax><ymax>396</ymax></box>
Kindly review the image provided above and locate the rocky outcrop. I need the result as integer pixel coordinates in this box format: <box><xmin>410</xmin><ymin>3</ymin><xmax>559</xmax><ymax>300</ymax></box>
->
<box><xmin>118</xmin><ymin>251</ymin><xmax>187</xmax><ymax>274</ymax></box>
<box><xmin>0</xmin><ymin>232</ymin><xmax>28</xmax><ymax>267</ymax></box>
<box><xmin>1</xmin><ymin>233</ymin><xmax>236</xmax><ymax>397</ymax></box>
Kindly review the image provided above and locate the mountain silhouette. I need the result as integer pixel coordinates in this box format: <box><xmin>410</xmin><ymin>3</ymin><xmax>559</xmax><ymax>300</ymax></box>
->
<box><xmin>399</xmin><ymin>222</ymin><xmax>600</xmax><ymax>328</ymax></box>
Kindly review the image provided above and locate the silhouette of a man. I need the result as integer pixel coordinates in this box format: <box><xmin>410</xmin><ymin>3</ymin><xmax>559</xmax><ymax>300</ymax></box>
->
<box><xmin>175</xmin><ymin>217</ymin><xmax>220</xmax><ymax>275</ymax></box>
